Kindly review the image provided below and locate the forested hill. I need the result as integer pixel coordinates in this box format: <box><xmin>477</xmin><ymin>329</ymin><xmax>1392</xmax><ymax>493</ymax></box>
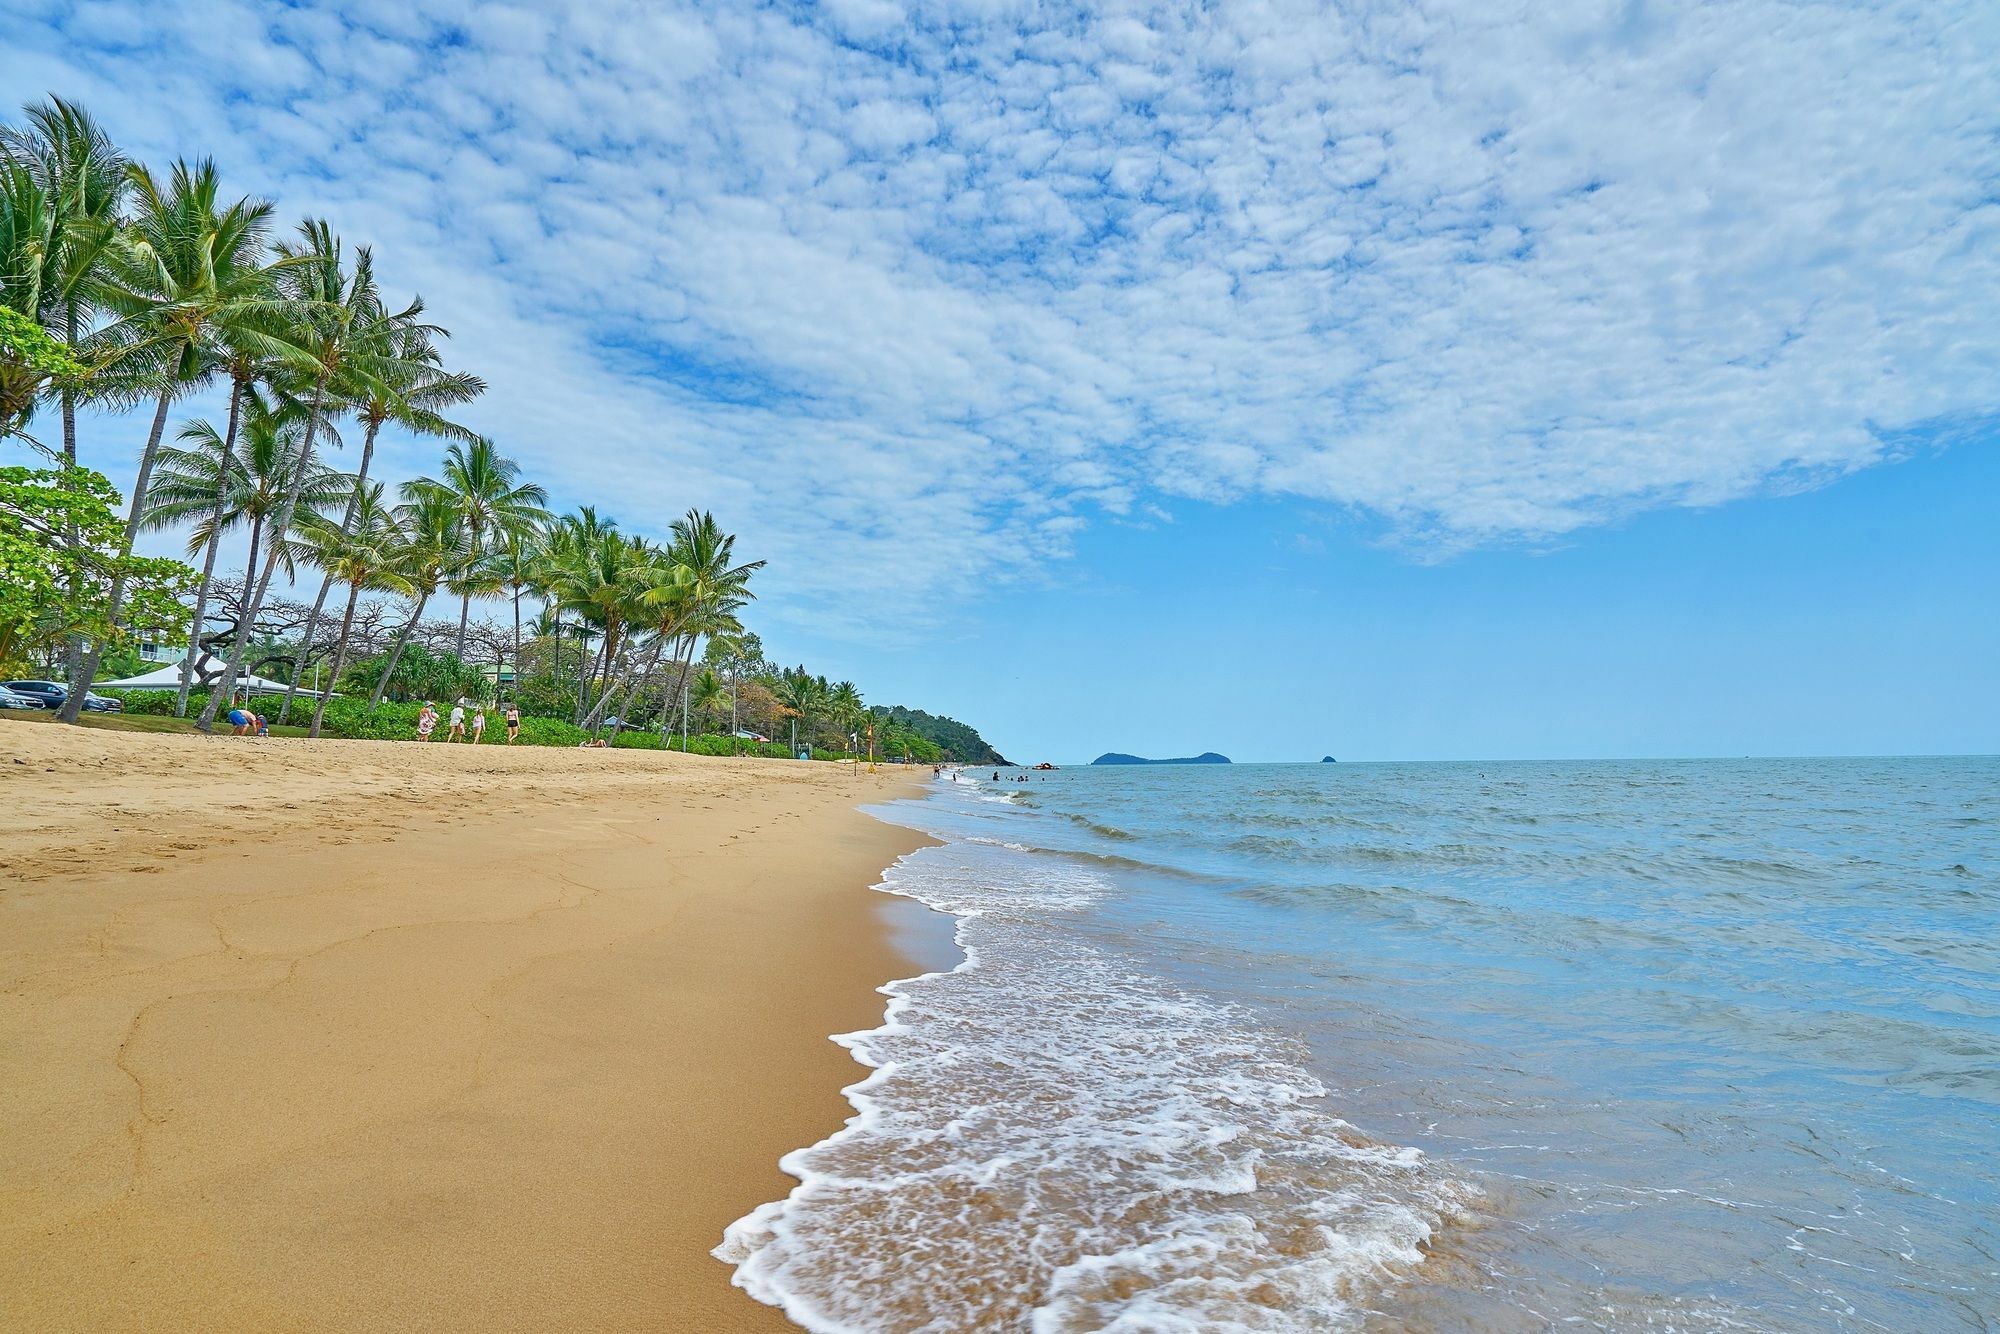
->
<box><xmin>871</xmin><ymin>706</ymin><xmax>1009</xmax><ymax>765</ymax></box>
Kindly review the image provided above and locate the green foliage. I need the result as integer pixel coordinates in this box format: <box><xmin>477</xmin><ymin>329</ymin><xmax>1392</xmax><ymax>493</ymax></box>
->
<box><xmin>314</xmin><ymin>697</ymin><xmax>423</xmax><ymax>739</ymax></box>
<box><xmin>870</xmin><ymin>704</ymin><xmax>1006</xmax><ymax>764</ymax></box>
<box><xmin>0</xmin><ymin>464</ymin><xmax>196</xmax><ymax>665</ymax></box>
<box><xmin>101</xmin><ymin>688</ymin><xmax>177</xmax><ymax>716</ymax></box>
<box><xmin>337</xmin><ymin>641</ymin><xmax>485</xmax><ymax>705</ymax></box>
<box><xmin>0</xmin><ymin>302</ymin><xmax>82</xmax><ymax>384</ymax></box>
<box><xmin>514</xmin><ymin>715</ymin><xmax>588</xmax><ymax>746</ymax></box>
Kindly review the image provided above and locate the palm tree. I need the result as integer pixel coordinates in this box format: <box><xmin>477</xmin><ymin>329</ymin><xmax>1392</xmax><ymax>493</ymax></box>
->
<box><xmin>301</xmin><ymin>483</ymin><xmax>407</xmax><ymax>737</ymax></box>
<box><xmin>490</xmin><ymin>523</ymin><xmax>544</xmax><ymax>708</ymax></box>
<box><xmin>407</xmin><ymin>437</ymin><xmax>547</xmax><ymax>659</ymax></box>
<box><xmin>197</xmin><ymin>220</ymin><xmax>434</xmax><ymax>732</ymax></box>
<box><xmin>689</xmin><ymin>668</ymin><xmax>730</xmax><ymax>738</ymax></box>
<box><xmin>0</xmin><ymin>97</ymin><xmax>128</xmax><ymax>464</ymax></box>
<box><xmin>776</xmin><ymin>666</ymin><xmax>827</xmax><ymax>756</ymax></box>
<box><xmin>61</xmin><ymin>158</ymin><xmax>281</xmax><ymax>723</ymax></box>
<box><xmin>368</xmin><ymin>487</ymin><xmax>467</xmax><ymax>708</ymax></box>
<box><xmin>0</xmin><ymin>164</ymin><xmax>64</xmax><ymax>440</ymax></box>
<box><xmin>581</xmin><ymin>510</ymin><xmax>763</xmax><ymax>731</ymax></box>
<box><xmin>829</xmin><ymin>680</ymin><xmax>864</xmax><ymax>755</ymax></box>
<box><xmin>274</xmin><ymin>318</ymin><xmax>483</xmax><ymax>722</ymax></box>
<box><xmin>145</xmin><ymin>400</ymin><xmax>346</xmax><ymax>709</ymax></box>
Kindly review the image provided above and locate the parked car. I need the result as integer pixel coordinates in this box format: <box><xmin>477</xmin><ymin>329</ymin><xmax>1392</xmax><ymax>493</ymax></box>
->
<box><xmin>0</xmin><ymin>684</ymin><xmax>42</xmax><ymax>709</ymax></box>
<box><xmin>0</xmin><ymin>680</ymin><xmax>124</xmax><ymax>712</ymax></box>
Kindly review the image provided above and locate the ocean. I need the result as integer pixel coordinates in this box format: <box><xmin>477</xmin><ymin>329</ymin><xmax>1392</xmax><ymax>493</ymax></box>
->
<box><xmin>717</xmin><ymin>757</ymin><xmax>2000</xmax><ymax>1331</ymax></box>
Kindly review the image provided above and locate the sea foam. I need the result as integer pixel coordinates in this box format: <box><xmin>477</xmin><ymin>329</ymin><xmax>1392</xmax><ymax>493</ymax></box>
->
<box><xmin>715</xmin><ymin>830</ymin><xmax>1473</xmax><ymax>1331</ymax></box>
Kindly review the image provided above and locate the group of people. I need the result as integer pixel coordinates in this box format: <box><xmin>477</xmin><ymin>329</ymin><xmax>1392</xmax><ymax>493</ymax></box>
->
<box><xmin>414</xmin><ymin>698</ymin><xmax>520</xmax><ymax>744</ymax></box>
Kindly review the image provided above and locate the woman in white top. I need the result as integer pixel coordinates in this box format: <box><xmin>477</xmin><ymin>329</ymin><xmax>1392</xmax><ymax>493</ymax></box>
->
<box><xmin>447</xmin><ymin>702</ymin><xmax>466</xmax><ymax>742</ymax></box>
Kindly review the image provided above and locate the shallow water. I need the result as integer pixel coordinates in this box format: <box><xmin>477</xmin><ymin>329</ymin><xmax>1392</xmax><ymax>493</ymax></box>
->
<box><xmin>720</xmin><ymin>757</ymin><xmax>2000</xmax><ymax>1331</ymax></box>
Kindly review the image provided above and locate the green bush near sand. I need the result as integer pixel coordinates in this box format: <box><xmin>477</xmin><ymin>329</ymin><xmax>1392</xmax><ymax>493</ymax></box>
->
<box><xmin>98</xmin><ymin>688</ymin><xmax>178</xmax><ymax>715</ymax></box>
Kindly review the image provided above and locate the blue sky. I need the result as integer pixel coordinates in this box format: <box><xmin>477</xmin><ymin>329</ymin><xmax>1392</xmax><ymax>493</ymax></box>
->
<box><xmin>5</xmin><ymin>0</ymin><xmax>1996</xmax><ymax>761</ymax></box>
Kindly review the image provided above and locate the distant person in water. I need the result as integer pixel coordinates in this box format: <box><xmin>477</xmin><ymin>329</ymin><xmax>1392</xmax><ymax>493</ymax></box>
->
<box><xmin>504</xmin><ymin>703</ymin><xmax>520</xmax><ymax>743</ymax></box>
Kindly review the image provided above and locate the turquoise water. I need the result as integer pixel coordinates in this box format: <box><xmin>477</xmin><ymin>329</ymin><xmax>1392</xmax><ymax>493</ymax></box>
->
<box><xmin>722</xmin><ymin>757</ymin><xmax>2000</xmax><ymax>1331</ymax></box>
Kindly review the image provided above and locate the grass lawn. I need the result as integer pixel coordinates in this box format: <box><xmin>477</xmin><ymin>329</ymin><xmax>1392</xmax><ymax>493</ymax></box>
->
<box><xmin>0</xmin><ymin>709</ymin><xmax>316</xmax><ymax>738</ymax></box>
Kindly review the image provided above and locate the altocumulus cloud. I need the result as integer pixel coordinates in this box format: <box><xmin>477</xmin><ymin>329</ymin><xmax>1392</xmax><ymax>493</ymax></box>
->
<box><xmin>5</xmin><ymin>0</ymin><xmax>1997</xmax><ymax>625</ymax></box>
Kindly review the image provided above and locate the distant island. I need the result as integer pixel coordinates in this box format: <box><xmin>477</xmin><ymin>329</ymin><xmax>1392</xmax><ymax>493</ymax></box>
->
<box><xmin>1091</xmin><ymin>752</ymin><xmax>1231</xmax><ymax>766</ymax></box>
<box><xmin>1321</xmin><ymin>756</ymin><xmax>1337</xmax><ymax>763</ymax></box>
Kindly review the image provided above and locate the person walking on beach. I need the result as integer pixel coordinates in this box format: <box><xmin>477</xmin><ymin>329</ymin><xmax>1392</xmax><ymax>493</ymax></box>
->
<box><xmin>447</xmin><ymin>700</ymin><xmax>467</xmax><ymax>742</ymax></box>
<box><xmin>471</xmin><ymin>708</ymin><xmax>486</xmax><ymax>744</ymax></box>
<box><xmin>504</xmin><ymin>703</ymin><xmax>520</xmax><ymax>743</ymax></box>
<box><xmin>416</xmin><ymin>702</ymin><xmax>438</xmax><ymax>741</ymax></box>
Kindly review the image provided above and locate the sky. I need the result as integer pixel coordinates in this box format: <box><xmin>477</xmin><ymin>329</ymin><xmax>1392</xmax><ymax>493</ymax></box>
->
<box><xmin>4</xmin><ymin>0</ymin><xmax>1996</xmax><ymax>762</ymax></box>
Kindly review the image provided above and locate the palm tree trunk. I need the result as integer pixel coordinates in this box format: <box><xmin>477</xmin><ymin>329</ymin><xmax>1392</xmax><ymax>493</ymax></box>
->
<box><xmin>370</xmin><ymin>589</ymin><xmax>433</xmax><ymax>708</ymax></box>
<box><xmin>60</xmin><ymin>383</ymin><xmax>176</xmax><ymax>724</ymax></box>
<box><xmin>177</xmin><ymin>374</ymin><xmax>246</xmax><ymax>715</ymax></box>
<box><xmin>583</xmin><ymin>635</ymin><xmax>664</xmax><ymax>730</ymax></box>
<box><xmin>510</xmin><ymin>587</ymin><xmax>522</xmax><ymax>704</ymax></box>
<box><xmin>309</xmin><ymin>581</ymin><xmax>364</xmax><ymax>738</ymax></box>
<box><xmin>277</xmin><ymin>416</ymin><xmax>382</xmax><ymax>723</ymax></box>
<box><xmin>197</xmin><ymin>380</ymin><xmax>326</xmax><ymax>731</ymax></box>
<box><xmin>58</xmin><ymin>301</ymin><xmax>83</xmax><ymax>688</ymax></box>
<box><xmin>455</xmin><ymin>592</ymin><xmax>471</xmax><ymax>663</ymax></box>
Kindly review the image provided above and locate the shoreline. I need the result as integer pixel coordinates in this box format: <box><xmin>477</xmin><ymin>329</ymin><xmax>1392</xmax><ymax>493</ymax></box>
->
<box><xmin>0</xmin><ymin>724</ymin><xmax>932</xmax><ymax>1330</ymax></box>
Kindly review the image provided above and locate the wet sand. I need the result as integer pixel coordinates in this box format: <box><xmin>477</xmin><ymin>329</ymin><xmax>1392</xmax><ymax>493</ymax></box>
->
<box><xmin>0</xmin><ymin>722</ymin><xmax>929</xmax><ymax>1330</ymax></box>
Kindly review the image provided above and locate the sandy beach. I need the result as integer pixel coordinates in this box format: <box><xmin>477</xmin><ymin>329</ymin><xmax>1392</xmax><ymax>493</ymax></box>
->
<box><xmin>0</xmin><ymin>722</ymin><xmax>930</xmax><ymax>1331</ymax></box>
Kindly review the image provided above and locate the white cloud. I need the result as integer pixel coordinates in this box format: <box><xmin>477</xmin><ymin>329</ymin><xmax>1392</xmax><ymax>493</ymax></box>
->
<box><xmin>4</xmin><ymin>0</ymin><xmax>1996</xmax><ymax>633</ymax></box>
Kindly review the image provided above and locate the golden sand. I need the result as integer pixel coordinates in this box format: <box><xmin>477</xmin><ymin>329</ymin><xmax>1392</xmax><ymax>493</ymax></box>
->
<box><xmin>0</xmin><ymin>721</ymin><xmax>931</xmax><ymax>1330</ymax></box>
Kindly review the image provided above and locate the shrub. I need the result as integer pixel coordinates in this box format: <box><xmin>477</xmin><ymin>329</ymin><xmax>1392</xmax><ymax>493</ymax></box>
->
<box><xmin>335</xmin><ymin>643</ymin><xmax>485</xmax><ymax>705</ymax></box>
<box><xmin>315</xmin><ymin>697</ymin><xmax>424</xmax><ymax>740</ymax></box>
<box><xmin>102</xmin><ymin>688</ymin><xmax>178</xmax><ymax>716</ymax></box>
<box><xmin>514</xmin><ymin>715</ymin><xmax>589</xmax><ymax>747</ymax></box>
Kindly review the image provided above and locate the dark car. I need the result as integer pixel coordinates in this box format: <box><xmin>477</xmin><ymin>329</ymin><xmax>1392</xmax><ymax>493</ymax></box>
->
<box><xmin>0</xmin><ymin>680</ymin><xmax>124</xmax><ymax>712</ymax></box>
<box><xmin>0</xmin><ymin>684</ymin><xmax>41</xmax><ymax>709</ymax></box>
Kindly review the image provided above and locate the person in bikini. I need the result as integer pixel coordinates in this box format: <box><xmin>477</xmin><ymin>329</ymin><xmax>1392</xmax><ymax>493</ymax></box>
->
<box><xmin>504</xmin><ymin>703</ymin><xmax>520</xmax><ymax>743</ymax></box>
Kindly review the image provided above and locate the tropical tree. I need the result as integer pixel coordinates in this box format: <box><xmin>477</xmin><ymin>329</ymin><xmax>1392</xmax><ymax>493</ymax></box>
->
<box><xmin>142</xmin><ymin>401</ymin><xmax>346</xmax><ymax>706</ymax></box>
<box><xmin>406</xmin><ymin>437</ymin><xmax>546</xmax><ymax>660</ymax></box>
<box><xmin>775</xmin><ymin>666</ymin><xmax>827</xmax><ymax>755</ymax></box>
<box><xmin>829</xmin><ymin>679</ymin><xmax>864</xmax><ymax>754</ymax></box>
<box><xmin>581</xmin><ymin>509</ymin><xmax>763</xmax><ymax>731</ymax></box>
<box><xmin>274</xmin><ymin>317</ymin><xmax>482</xmax><ymax>722</ymax></box>
<box><xmin>196</xmin><ymin>221</ymin><xmax>434</xmax><ymax>731</ymax></box>
<box><xmin>368</xmin><ymin>487</ymin><xmax>466</xmax><ymax>707</ymax></box>
<box><xmin>0</xmin><ymin>97</ymin><xmax>128</xmax><ymax>462</ymax></box>
<box><xmin>60</xmin><ymin>158</ymin><xmax>282</xmax><ymax>722</ymax></box>
<box><xmin>689</xmin><ymin>667</ymin><xmax>730</xmax><ymax>737</ymax></box>
<box><xmin>490</xmin><ymin>522</ymin><xmax>543</xmax><ymax>707</ymax></box>
<box><xmin>300</xmin><ymin>483</ymin><xmax>407</xmax><ymax>736</ymax></box>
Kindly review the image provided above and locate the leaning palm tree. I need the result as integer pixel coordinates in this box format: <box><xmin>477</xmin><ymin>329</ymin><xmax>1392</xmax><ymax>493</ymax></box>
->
<box><xmin>61</xmin><ymin>158</ymin><xmax>284</xmax><ymax>723</ymax></box>
<box><xmin>196</xmin><ymin>221</ymin><xmax>442</xmax><ymax>731</ymax></box>
<box><xmin>368</xmin><ymin>487</ymin><xmax>467</xmax><ymax>708</ymax></box>
<box><xmin>0</xmin><ymin>96</ymin><xmax>129</xmax><ymax>464</ymax></box>
<box><xmin>406</xmin><ymin>438</ymin><xmax>548</xmax><ymax>660</ymax></box>
<box><xmin>581</xmin><ymin>510</ymin><xmax>764</xmax><ymax>730</ymax></box>
<box><xmin>273</xmin><ymin>317</ymin><xmax>483</xmax><ymax>722</ymax></box>
<box><xmin>301</xmin><ymin>484</ymin><xmax>408</xmax><ymax>737</ymax></box>
<box><xmin>145</xmin><ymin>400</ymin><xmax>346</xmax><ymax>710</ymax></box>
